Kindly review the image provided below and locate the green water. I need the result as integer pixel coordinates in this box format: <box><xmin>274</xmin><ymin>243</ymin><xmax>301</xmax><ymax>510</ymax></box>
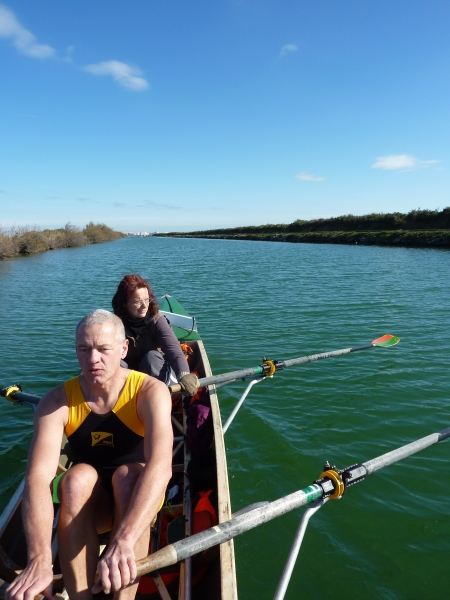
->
<box><xmin>1</xmin><ymin>237</ymin><xmax>449</xmax><ymax>599</ymax></box>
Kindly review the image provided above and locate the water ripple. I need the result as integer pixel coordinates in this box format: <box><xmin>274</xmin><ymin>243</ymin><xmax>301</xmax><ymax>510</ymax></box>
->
<box><xmin>1</xmin><ymin>238</ymin><xmax>450</xmax><ymax>598</ymax></box>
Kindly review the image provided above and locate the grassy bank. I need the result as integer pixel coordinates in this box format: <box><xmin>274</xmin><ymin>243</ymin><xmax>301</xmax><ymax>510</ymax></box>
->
<box><xmin>156</xmin><ymin>208</ymin><xmax>450</xmax><ymax>249</ymax></box>
<box><xmin>0</xmin><ymin>222</ymin><xmax>125</xmax><ymax>260</ymax></box>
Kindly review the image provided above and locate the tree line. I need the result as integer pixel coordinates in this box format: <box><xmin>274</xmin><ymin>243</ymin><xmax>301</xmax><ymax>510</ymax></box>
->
<box><xmin>170</xmin><ymin>207</ymin><xmax>450</xmax><ymax>236</ymax></box>
<box><xmin>0</xmin><ymin>222</ymin><xmax>124</xmax><ymax>260</ymax></box>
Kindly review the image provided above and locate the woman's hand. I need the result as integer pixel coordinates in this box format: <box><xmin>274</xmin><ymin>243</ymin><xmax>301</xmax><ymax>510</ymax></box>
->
<box><xmin>178</xmin><ymin>373</ymin><xmax>199</xmax><ymax>396</ymax></box>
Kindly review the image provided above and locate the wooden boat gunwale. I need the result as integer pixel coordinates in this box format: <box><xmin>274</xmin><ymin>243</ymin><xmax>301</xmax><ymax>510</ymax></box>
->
<box><xmin>197</xmin><ymin>340</ymin><xmax>237</xmax><ymax>600</ymax></box>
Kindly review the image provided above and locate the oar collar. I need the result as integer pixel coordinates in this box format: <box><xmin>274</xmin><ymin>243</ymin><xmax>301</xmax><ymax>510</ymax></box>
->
<box><xmin>314</xmin><ymin>461</ymin><xmax>368</xmax><ymax>499</ymax></box>
<box><xmin>1</xmin><ymin>383</ymin><xmax>22</xmax><ymax>403</ymax></box>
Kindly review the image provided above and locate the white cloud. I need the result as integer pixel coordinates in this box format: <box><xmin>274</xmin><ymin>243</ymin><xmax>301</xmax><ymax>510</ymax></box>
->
<box><xmin>295</xmin><ymin>172</ymin><xmax>326</xmax><ymax>182</ymax></box>
<box><xmin>279</xmin><ymin>44</ymin><xmax>297</xmax><ymax>58</ymax></box>
<box><xmin>0</xmin><ymin>4</ymin><xmax>55</xmax><ymax>58</ymax></box>
<box><xmin>84</xmin><ymin>60</ymin><xmax>149</xmax><ymax>91</ymax></box>
<box><xmin>63</xmin><ymin>45</ymin><xmax>75</xmax><ymax>63</ymax></box>
<box><xmin>371</xmin><ymin>154</ymin><xmax>440</xmax><ymax>171</ymax></box>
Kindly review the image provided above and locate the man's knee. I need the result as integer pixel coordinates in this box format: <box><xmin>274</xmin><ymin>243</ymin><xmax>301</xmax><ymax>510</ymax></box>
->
<box><xmin>59</xmin><ymin>463</ymin><xmax>100</xmax><ymax>507</ymax></box>
<box><xmin>111</xmin><ymin>463</ymin><xmax>143</xmax><ymax>502</ymax></box>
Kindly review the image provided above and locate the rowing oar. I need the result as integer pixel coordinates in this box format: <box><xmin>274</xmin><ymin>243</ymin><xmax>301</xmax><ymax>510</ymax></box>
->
<box><xmin>134</xmin><ymin>421</ymin><xmax>450</xmax><ymax>578</ymax></box>
<box><xmin>169</xmin><ymin>334</ymin><xmax>400</xmax><ymax>393</ymax></box>
<box><xmin>0</xmin><ymin>335</ymin><xmax>399</xmax><ymax>403</ymax></box>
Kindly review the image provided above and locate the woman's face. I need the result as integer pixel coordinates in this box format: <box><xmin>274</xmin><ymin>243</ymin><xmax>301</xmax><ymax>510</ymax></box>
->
<box><xmin>126</xmin><ymin>287</ymin><xmax>151</xmax><ymax>319</ymax></box>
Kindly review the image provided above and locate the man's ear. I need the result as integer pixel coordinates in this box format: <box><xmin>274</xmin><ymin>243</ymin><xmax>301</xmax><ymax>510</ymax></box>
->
<box><xmin>121</xmin><ymin>339</ymin><xmax>129</xmax><ymax>359</ymax></box>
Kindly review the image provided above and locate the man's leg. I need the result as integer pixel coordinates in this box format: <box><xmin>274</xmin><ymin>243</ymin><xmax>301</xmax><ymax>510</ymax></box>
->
<box><xmin>109</xmin><ymin>463</ymin><xmax>151</xmax><ymax>600</ymax></box>
<box><xmin>57</xmin><ymin>463</ymin><xmax>113</xmax><ymax>600</ymax></box>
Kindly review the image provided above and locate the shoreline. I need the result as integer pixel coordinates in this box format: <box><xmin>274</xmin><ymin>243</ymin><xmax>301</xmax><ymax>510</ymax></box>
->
<box><xmin>155</xmin><ymin>229</ymin><xmax>450</xmax><ymax>249</ymax></box>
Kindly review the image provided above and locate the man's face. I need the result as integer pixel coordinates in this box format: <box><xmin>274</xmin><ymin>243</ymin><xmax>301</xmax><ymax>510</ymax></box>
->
<box><xmin>76</xmin><ymin>323</ymin><xmax>128</xmax><ymax>386</ymax></box>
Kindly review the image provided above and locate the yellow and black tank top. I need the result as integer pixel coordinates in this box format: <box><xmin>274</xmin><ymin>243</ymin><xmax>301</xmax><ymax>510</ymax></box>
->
<box><xmin>64</xmin><ymin>371</ymin><xmax>147</xmax><ymax>473</ymax></box>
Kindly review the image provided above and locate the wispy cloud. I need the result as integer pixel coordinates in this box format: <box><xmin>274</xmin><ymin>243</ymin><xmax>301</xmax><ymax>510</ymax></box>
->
<box><xmin>0</xmin><ymin>4</ymin><xmax>55</xmax><ymax>58</ymax></box>
<box><xmin>295</xmin><ymin>172</ymin><xmax>326</xmax><ymax>182</ymax></box>
<box><xmin>63</xmin><ymin>45</ymin><xmax>75</xmax><ymax>64</ymax></box>
<box><xmin>279</xmin><ymin>44</ymin><xmax>297</xmax><ymax>58</ymax></box>
<box><xmin>146</xmin><ymin>201</ymin><xmax>180</xmax><ymax>210</ymax></box>
<box><xmin>84</xmin><ymin>60</ymin><xmax>149</xmax><ymax>91</ymax></box>
<box><xmin>76</xmin><ymin>197</ymin><xmax>101</xmax><ymax>204</ymax></box>
<box><xmin>134</xmin><ymin>201</ymin><xmax>181</xmax><ymax>210</ymax></box>
<box><xmin>371</xmin><ymin>154</ymin><xmax>440</xmax><ymax>171</ymax></box>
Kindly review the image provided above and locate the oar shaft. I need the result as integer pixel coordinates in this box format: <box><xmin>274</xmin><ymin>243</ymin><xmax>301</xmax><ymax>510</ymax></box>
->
<box><xmin>363</xmin><ymin>426</ymin><xmax>450</xmax><ymax>475</ymax></box>
<box><xmin>191</xmin><ymin>343</ymin><xmax>373</xmax><ymax>389</ymax></box>
<box><xmin>136</xmin><ymin>484</ymin><xmax>323</xmax><ymax>576</ymax></box>
<box><xmin>283</xmin><ymin>343</ymin><xmax>374</xmax><ymax>367</ymax></box>
<box><xmin>198</xmin><ymin>366</ymin><xmax>265</xmax><ymax>387</ymax></box>
<box><xmin>136</xmin><ymin>422</ymin><xmax>450</xmax><ymax>577</ymax></box>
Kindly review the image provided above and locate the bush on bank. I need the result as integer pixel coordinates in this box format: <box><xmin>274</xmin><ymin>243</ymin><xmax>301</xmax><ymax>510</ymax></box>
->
<box><xmin>172</xmin><ymin>229</ymin><xmax>450</xmax><ymax>249</ymax></box>
<box><xmin>155</xmin><ymin>207</ymin><xmax>450</xmax><ymax>249</ymax></box>
<box><xmin>0</xmin><ymin>223</ymin><xmax>124</xmax><ymax>260</ymax></box>
<box><xmin>161</xmin><ymin>207</ymin><xmax>450</xmax><ymax>237</ymax></box>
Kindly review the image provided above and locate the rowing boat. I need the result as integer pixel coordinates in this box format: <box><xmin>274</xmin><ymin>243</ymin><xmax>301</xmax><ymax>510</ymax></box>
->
<box><xmin>0</xmin><ymin>295</ymin><xmax>238</xmax><ymax>600</ymax></box>
<box><xmin>0</xmin><ymin>301</ymin><xmax>407</xmax><ymax>599</ymax></box>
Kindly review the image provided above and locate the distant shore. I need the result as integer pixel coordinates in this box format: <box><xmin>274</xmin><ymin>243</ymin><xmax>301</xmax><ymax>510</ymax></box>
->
<box><xmin>158</xmin><ymin>229</ymin><xmax>450</xmax><ymax>249</ymax></box>
<box><xmin>0</xmin><ymin>222</ymin><xmax>125</xmax><ymax>260</ymax></box>
<box><xmin>155</xmin><ymin>208</ymin><xmax>450</xmax><ymax>249</ymax></box>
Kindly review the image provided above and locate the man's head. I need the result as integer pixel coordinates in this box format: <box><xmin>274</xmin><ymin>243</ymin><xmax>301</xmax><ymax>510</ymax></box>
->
<box><xmin>75</xmin><ymin>310</ymin><xmax>128</xmax><ymax>385</ymax></box>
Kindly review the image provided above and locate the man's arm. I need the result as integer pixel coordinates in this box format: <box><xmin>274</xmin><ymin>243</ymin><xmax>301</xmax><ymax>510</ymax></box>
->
<box><xmin>6</xmin><ymin>386</ymin><xmax>67</xmax><ymax>600</ymax></box>
<box><xmin>94</xmin><ymin>376</ymin><xmax>173</xmax><ymax>593</ymax></box>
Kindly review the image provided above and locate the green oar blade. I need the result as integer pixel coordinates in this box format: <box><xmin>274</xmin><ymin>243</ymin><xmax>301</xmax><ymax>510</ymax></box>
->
<box><xmin>371</xmin><ymin>334</ymin><xmax>400</xmax><ymax>347</ymax></box>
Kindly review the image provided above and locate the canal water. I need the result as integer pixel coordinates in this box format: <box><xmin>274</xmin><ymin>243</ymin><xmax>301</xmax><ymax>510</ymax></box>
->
<box><xmin>0</xmin><ymin>236</ymin><xmax>449</xmax><ymax>599</ymax></box>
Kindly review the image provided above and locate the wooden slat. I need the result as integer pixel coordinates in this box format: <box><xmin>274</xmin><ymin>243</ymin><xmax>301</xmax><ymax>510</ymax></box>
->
<box><xmin>197</xmin><ymin>341</ymin><xmax>238</xmax><ymax>600</ymax></box>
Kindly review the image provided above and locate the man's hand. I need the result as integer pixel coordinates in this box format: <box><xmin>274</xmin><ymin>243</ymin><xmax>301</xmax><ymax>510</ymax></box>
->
<box><xmin>179</xmin><ymin>373</ymin><xmax>199</xmax><ymax>396</ymax></box>
<box><xmin>92</xmin><ymin>539</ymin><xmax>137</xmax><ymax>595</ymax></box>
<box><xmin>5</xmin><ymin>557</ymin><xmax>53</xmax><ymax>600</ymax></box>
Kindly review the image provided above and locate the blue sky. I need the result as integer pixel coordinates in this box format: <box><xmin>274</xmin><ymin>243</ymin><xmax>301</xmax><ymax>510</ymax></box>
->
<box><xmin>0</xmin><ymin>1</ymin><xmax>449</xmax><ymax>232</ymax></box>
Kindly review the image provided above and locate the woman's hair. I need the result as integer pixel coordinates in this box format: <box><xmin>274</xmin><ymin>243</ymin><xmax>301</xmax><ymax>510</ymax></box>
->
<box><xmin>112</xmin><ymin>274</ymin><xmax>159</xmax><ymax>320</ymax></box>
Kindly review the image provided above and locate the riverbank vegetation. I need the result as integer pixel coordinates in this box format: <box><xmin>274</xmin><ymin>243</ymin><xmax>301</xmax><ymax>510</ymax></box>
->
<box><xmin>157</xmin><ymin>208</ymin><xmax>450</xmax><ymax>249</ymax></box>
<box><xmin>0</xmin><ymin>222</ymin><xmax>124</xmax><ymax>260</ymax></box>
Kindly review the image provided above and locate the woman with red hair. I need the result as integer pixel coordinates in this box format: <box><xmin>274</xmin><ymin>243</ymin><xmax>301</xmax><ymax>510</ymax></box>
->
<box><xmin>112</xmin><ymin>274</ymin><xmax>198</xmax><ymax>396</ymax></box>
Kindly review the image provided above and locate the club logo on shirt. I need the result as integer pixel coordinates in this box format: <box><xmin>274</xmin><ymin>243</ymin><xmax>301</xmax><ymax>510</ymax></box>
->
<box><xmin>91</xmin><ymin>432</ymin><xmax>114</xmax><ymax>447</ymax></box>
